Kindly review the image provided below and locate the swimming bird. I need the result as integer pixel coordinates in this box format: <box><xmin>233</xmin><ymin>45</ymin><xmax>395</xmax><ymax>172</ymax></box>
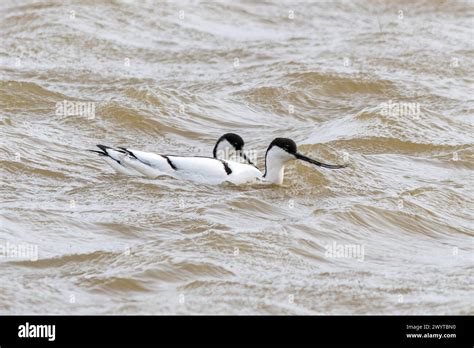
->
<box><xmin>261</xmin><ymin>138</ymin><xmax>347</xmax><ymax>185</ymax></box>
<box><xmin>89</xmin><ymin>133</ymin><xmax>253</xmax><ymax>177</ymax></box>
<box><xmin>91</xmin><ymin>137</ymin><xmax>347</xmax><ymax>185</ymax></box>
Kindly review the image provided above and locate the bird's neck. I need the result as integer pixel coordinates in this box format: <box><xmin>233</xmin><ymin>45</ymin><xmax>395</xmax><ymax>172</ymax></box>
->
<box><xmin>212</xmin><ymin>142</ymin><xmax>220</xmax><ymax>159</ymax></box>
<box><xmin>263</xmin><ymin>162</ymin><xmax>285</xmax><ymax>185</ymax></box>
<box><xmin>263</xmin><ymin>147</ymin><xmax>293</xmax><ymax>185</ymax></box>
<box><xmin>213</xmin><ymin>140</ymin><xmax>232</xmax><ymax>160</ymax></box>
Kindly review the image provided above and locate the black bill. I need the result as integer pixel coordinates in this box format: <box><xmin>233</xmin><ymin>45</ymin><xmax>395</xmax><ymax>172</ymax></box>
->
<box><xmin>295</xmin><ymin>152</ymin><xmax>348</xmax><ymax>169</ymax></box>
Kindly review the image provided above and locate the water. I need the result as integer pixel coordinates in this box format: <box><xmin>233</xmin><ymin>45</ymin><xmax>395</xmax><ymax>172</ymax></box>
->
<box><xmin>0</xmin><ymin>0</ymin><xmax>473</xmax><ymax>314</ymax></box>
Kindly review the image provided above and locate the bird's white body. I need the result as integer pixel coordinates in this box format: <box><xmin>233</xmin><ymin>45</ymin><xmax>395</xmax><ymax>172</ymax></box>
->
<box><xmin>123</xmin><ymin>150</ymin><xmax>263</xmax><ymax>185</ymax></box>
<box><xmin>91</xmin><ymin>135</ymin><xmax>347</xmax><ymax>186</ymax></box>
<box><xmin>101</xmin><ymin>156</ymin><xmax>137</xmax><ymax>176</ymax></box>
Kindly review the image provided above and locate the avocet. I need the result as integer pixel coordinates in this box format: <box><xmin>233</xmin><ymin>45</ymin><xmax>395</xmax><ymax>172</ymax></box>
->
<box><xmin>90</xmin><ymin>136</ymin><xmax>347</xmax><ymax>185</ymax></box>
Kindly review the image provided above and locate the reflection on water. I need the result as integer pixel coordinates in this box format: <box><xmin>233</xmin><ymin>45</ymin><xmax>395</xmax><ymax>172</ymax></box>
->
<box><xmin>0</xmin><ymin>0</ymin><xmax>473</xmax><ymax>314</ymax></box>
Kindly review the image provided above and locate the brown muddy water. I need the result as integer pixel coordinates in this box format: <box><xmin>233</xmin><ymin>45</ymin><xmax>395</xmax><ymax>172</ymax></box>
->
<box><xmin>0</xmin><ymin>0</ymin><xmax>473</xmax><ymax>314</ymax></box>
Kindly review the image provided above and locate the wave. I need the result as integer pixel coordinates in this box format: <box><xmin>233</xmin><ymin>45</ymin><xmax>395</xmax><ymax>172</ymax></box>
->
<box><xmin>308</xmin><ymin>105</ymin><xmax>473</xmax><ymax>148</ymax></box>
<box><xmin>9</xmin><ymin>250</ymin><xmax>119</xmax><ymax>268</ymax></box>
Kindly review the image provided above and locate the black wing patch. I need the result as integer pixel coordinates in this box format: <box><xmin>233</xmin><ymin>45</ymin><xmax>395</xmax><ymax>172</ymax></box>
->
<box><xmin>118</xmin><ymin>147</ymin><xmax>138</xmax><ymax>159</ymax></box>
<box><xmin>162</xmin><ymin>155</ymin><xmax>177</xmax><ymax>170</ymax></box>
<box><xmin>90</xmin><ymin>146</ymin><xmax>122</xmax><ymax>165</ymax></box>
<box><xmin>220</xmin><ymin>160</ymin><xmax>232</xmax><ymax>175</ymax></box>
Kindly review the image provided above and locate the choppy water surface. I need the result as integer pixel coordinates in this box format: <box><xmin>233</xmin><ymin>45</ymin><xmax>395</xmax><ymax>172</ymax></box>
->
<box><xmin>0</xmin><ymin>0</ymin><xmax>473</xmax><ymax>314</ymax></box>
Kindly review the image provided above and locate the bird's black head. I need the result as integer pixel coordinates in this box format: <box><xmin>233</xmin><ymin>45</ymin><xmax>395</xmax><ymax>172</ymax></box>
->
<box><xmin>213</xmin><ymin>133</ymin><xmax>254</xmax><ymax>165</ymax></box>
<box><xmin>264</xmin><ymin>137</ymin><xmax>348</xmax><ymax>172</ymax></box>
<box><xmin>222</xmin><ymin>133</ymin><xmax>244</xmax><ymax>151</ymax></box>
<box><xmin>266</xmin><ymin>138</ymin><xmax>297</xmax><ymax>155</ymax></box>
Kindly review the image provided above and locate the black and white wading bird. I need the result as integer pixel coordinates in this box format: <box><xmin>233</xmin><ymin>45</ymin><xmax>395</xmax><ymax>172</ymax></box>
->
<box><xmin>89</xmin><ymin>133</ymin><xmax>253</xmax><ymax>178</ymax></box>
<box><xmin>89</xmin><ymin>135</ymin><xmax>348</xmax><ymax>185</ymax></box>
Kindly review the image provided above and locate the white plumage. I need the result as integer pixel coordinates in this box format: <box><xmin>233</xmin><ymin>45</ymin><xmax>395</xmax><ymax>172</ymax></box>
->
<box><xmin>89</xmin><ymin>135</ymin><xmax>348</xmax><ymax>185</ymax></box>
